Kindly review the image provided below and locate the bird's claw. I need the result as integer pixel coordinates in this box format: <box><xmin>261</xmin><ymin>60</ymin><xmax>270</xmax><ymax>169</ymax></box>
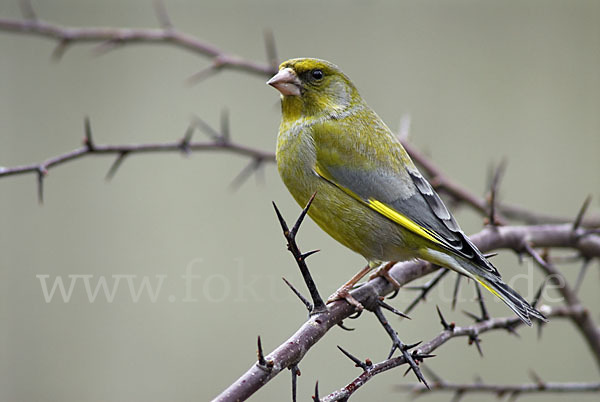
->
<box><xmin>327</xmin><ymin>287</ymin><xmax>364</xmax><ymax>311</ymax></box>
<box><xmin>369</xmin><ymin>261</ymin><xmax>401</xmax><ymax>289</ymax></box>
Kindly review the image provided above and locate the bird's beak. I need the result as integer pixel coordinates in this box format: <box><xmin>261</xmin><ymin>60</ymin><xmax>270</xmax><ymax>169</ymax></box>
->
<box><xmin>267</xmin><ymin>68</ymin><xmax>301</xmax><ymax>96</ymax></box>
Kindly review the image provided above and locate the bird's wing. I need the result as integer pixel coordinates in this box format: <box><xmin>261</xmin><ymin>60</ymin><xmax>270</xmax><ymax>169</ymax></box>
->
<box><xmin>311</xmin><ymin>119</ymin><xmax>500</xmax><ymax>277</ymax></box>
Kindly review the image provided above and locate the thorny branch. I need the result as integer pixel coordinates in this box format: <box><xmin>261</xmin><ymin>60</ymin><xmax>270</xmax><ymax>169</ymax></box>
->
<box><xmin>213</xmin><ymin>223</ymin><xmax>600</xmax><ymax>401</ymax></box>
<box><xmin>398</xmin><ymin>379</ymin><xmax>600</xmax><ymax>399</ymax></box>
<box><xmin>402</xmin><ymin>140</ymin><xmax>600</xmax><ymax>227</ymax></box>
<box><xmin>322</xmin><ymin>305</ymin><xmax>592</xmax><ymax>401</ymax></box>
<box><xmin>0</xmin><ymin>116</ymin><xmax>274</xmax><ymax>203</ymax></box>
<box><xmin>0</xmin><ymin>1</ymin><xmax>277</xmax><ymax>79</ymax></box>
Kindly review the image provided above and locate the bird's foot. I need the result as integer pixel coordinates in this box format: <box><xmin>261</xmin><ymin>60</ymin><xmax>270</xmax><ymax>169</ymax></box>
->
<box><xmin>327</xmin><ymin>285</ymin><xmax>364</xmax><ymax>311</ymax></box>
<box><xmin>369</xmin><ymin>261</ymin><xmax>401</xmax><ymax>288</ymax></box>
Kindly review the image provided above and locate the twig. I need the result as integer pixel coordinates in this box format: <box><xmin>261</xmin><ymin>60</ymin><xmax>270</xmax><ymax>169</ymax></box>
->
<box><xmin>522</xmin><ymin>242</ymin><xmax>600</xmax><ymax>369</ymax></box>
<box><xmin>403</xmin><ymin>268</ymin><xmax>449</xmax><ymax>314</ymax></box>
<box><xmin>212</xmin><ymin>224</ymin><xmax>600</xmax><ymax>401</ymax></box>
<box><xmin>398</xmin><ymin>380</ymin><xmax>600</xmax><ymax>397</ymax></box>
<box><xmin>485</xmin><ymin>159</ymin><xmax>507</xmax><ymax>226</ymax></box>
<box><xmin>273</xmin><ymin>194</ymin><xmax>326</xmax><ymax>313</ymax></box>
<box><xmin>371</xmin><ymin>305</ymin><xmax>428</xmax><ymax>387</ymax></box>
<box><xmin>0</xmin><ymin>7</ymin><xmax>277</xmax><ymax>77</ymax></box>
<box><xmin>0</xmin><ymin>118</ymin><xmax>274</xmax><ymax>202</ymax></box>
<box><xmin>401</xmin><ymin>141</ymin><xmax>600</xmax><ymax>227</ymax></box>
<box><xmin>322</xmin><ymin>305</ymin><xmax>588</xmax><ymax>401</ymax></box>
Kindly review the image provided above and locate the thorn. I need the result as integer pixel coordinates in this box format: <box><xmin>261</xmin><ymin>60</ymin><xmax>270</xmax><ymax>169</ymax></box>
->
<box><xmin>404</xmin><ymin>268</ymin><xmax>449</xmax><ymax>314</ymax></box>
<box><xmin>523</xmin><ymin>243</ymin><xmax>550</xmax><ymax>270</ymax></box>
<box><xmin>230</xmin><ymin>158</ymin><xmax>263</xmax><ymax>189</ymax></box>
<box><xmin>83</xmin><ymin>116</ymin><xmax>94</xmax><ymax>151</ymax></box>
<box><xmin>290</xmin><ymin>364</ymin><xmax>299</xmax><ymax>402</ymax></box>
<box><xmin>377</xmin><ymin>298</ymin><xmax>411</xmax><ymax>319</ymax></box>
<box><xmin>483</xmin><ymin>252</ymin><xmax>498</xmax><ymax>259</ymax></box>
<box><xmin>92</xmin><ymin>39</ymin><xmax>123</xmax><ymax>56</ymax></box>
<box><xmin>487</xmin><ymin>159</ymin><xmax>507</xmax><ymax>226</ymax></box>
<box><xmin>474</xmin><ymin>283</ymin><xmax>490</xmax><ymax>321</ymax></box>
<box><xmin>337</xmin><ymin>345</ymin><xmax>368</xmax><ymax>370</ymax></box>
<box><xmin>463</xmin><ymin>309</ymin><xmax>481</xmax><ymax>323</ymax></box>
<box><xmin>421</xmin><ymin>365</ymin><xmax>443</xmax><ymax>384</ymax></box>
<box><xmin>282</xmin><ymin>277</ymin><xmax>312</xmax><ymax>312</ymax></box>
<box><xmin>348</xmin><ymin>310</ymin><xmax>363</xmax><ymax>319</ymax></box>
<box><xmin>531</xmin><ymin>279</ymin><xmax>547</xmax><ymax>308</ymax></box>
<box><xmin>387</xmin><ymin>288</ymin><xmax>400</xmax><ymax>299</ymax></box>
<box><xmin>508</xmin><ymin>390</ymin><xmax>521</xmax><ymax>402</ymax></box>
<box><xmin>105</xmin><ymin>151</ymin><xmax>129</xmax><ymax>181</ymax></box>
<box><xmin>337</xmin><ymin>321</ymin><xmax>355</xmax><ymax>331</ymax></box>
<box><xmin>574</xmin><ymin>258</ymin><xmax>591</xmax><ymax>294</ymax></box>
<box><xmin>452</xmin><ymin>274</ymin><xmax>462</xmax><ymax>310</ymax></box>
<box><xmin>572</xmin><ymin>195</ymin><xmax>592</xmax><ymax>233</ymax></box>
<box><xmin>19</xmin><ymin>0</ymin><xmax>37</xmax><ymax>20</ymax></box>
<box><xmin>451</xmin><ymin>390</ymin><xmax>465</xmax><ymax>402</ymax></box>
<box><xmin>36</xmin><ymin>166</ymin><xmax>46</xmax><ymax>204</ymax></box>
<box><xmin>529</xmin><ymin>370</ymin><xmax>545</xmax><ymax>387</ymax></box>
<box><xmin>403</xmin><ymin>341</ymin><xmax>423</xmax><ymax>351</ymax></box>
<box><xmin>153</xmin><ymin>0</ymin><xmax>173</xmax><ymax>30</ymax></box>
<box><xmin>312</xmin><ymin>380</ymin><xmax>320</xmax><ymax>402</ymax></box>
<box><xmin>220</xmin><ymin>108</ymin><xmax>230</xmax><ymax>143</ymax></box>
<box><xmin>179</xmin><ymin>125</ymin><xmax>194</xmax><ymax>156</ymax></box>
<box><xmin>290</xmin><ymin>192</ymin><xmax>317</xmax><ymax>238</ymax></box>
<box><xmin>257</xmin><ymin>335</ymin><xmax>266</xmax><ymax>366</ymax></box>
<box><xmin>263</xmin><ymin>29</ymin><xmax>279</xmax><ymax>70</ymax></box>
<box><xmin>436</xmin><ymin>305</ymin><xmax>454</xmax><ymax>331</ymax></box>
<box><xmin>300</xmin><ymin>249</ymin><xmax>320</xmax><ymax>261</ymax></box>
<box><xmin>51</xmin><ymin>39</ymin><xmax>71</xmax><ymax>61</ymax></box>
<box><xmin>272</xmin><ymin>201</ymin><xmax>290</xmax><ymax>236</ymax></box>
<box><xmin>192</xmin><ymin>114</ymin><xmax>222</xmax><ymax>142</ymax></box>
<box><xmin>186</xmin><ymin>63</ymin><xmax>221</xmax><ymax>86</ymax></box>
<box><xmin>468</xmin><ymin>333</ymin><xmax>483</xmax><ymax>357</ymax></box>
<box><xmin>504</xmin><ymin>323</ymin><xmax>520</xmax><ymax>337</ymax></box>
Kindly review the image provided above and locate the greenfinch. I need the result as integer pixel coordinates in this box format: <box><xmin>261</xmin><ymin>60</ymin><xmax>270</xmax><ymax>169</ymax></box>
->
<box><xmin>268</xmin><ymin>58</ymin><xmax>545</xmax><ymax>325</ymax></box>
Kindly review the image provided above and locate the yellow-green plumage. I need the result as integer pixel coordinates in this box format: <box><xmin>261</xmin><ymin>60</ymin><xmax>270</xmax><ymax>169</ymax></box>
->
<box><xmin>270</xmin><ymin>58</ymin><xmax>545</xmax><ymax>325</ymax></box>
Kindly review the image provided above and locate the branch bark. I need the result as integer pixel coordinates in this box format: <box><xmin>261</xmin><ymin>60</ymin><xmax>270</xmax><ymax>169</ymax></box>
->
<box><xmin>213</xmin><ymin>224</ymin><xmax>600</xmax><ymax>401</ymax></box>
<box><xmin>0</xmin><ymin>15</ymin><xmax>276</xmax><ymax>77</ymax></box>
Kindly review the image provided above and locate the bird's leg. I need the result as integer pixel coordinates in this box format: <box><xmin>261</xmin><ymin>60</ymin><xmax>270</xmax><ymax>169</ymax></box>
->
<box><xmin>326</xmin><ymin>264</ymin><xmax>372</xmax><ymax>311</ymax></box>
<box><xmin>369</xmin><ymin>261</ymin><xmax>401</xmax><ymax>288</ymax></box>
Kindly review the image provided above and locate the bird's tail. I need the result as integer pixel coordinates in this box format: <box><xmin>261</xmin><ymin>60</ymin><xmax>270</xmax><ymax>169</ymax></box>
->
<box><xmin>463</xmin><ymin>263</ymin><xmax>547</xmax><ymax>326</ymax></box>
<box><xmin>422</xmin><ymin>248</ymin><xmax>547</xmax><ymax>326</ymax></box>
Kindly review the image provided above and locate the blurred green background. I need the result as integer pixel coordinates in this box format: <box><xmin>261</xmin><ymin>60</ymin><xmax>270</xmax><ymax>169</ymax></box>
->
<box><xmin>1</xmin><ymin>0</ymin><xmax>599</xmax><ymax>401</ymax></box>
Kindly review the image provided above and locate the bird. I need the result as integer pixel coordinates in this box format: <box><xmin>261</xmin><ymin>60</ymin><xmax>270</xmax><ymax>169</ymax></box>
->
<box><xmin>268</xmin><ymin>58</ymin><xmax>546</xmax><ymax>325</ymax></box>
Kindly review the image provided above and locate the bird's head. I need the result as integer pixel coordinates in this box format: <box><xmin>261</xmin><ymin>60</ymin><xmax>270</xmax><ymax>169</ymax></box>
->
<box><xmin>267</xmin><ymin>58</ymin><xmax>361</xmax><ymax>119</ymax></box>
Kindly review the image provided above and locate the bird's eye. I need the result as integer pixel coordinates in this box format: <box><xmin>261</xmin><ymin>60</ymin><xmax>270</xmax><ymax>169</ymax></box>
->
<box><xmin>311</xmin><ymin>69</ymin><xmax>324</xmax><ymax>80</ymax></box>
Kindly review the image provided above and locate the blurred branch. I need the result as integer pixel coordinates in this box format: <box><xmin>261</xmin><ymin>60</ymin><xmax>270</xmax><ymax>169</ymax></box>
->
<box><xmin>522</xmin><ymin>242</ymin><xmax>600</xmax><ymax>369</ymax></box>
<box><xmin>0</xmin><ymin>1</ymin><xmax>277</xmax><ymax>78</ymax></box>
<box><xmin>401</xmin><ymin>141</ymin><xmax>600</xmax><ymax>227</ymax></box>
<box><xmin>0</xmin><ymin>117</ymin><xmax>274</xmax><ymax>203</ymax></box>
<box><xmin>398</xmin><ymin>380</ymin><xmax>600</xmax><ymax>399</ymax></box>
<box><xmin>323</xmin><ymin>305</ymin><xmax>588</xmax><ymax>401</ymax></box>
<box><xmin>213</xmin><ymin>223</ymin><xmax>600</xmax><ymax>401</ymax></box>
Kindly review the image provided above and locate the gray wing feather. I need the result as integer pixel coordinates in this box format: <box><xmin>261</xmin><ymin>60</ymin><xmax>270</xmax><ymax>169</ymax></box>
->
<box><xmin>323</xmin><ymin>164</ymin><xmax>501</xmax><ymax>277</ymax></box>
<box><xmin>406</xmin><ymin>169</ymin><xmax>501</xmax><ymax>277</ymax></box>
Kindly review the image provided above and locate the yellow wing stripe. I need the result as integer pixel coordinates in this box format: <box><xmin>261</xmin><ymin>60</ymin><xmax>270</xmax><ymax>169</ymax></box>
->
<box><xmin>367</xmin><ymin>199</ymin><xmax>441</xmax><ymax>245</ymax></box>
<box><xmin>474</xmin><ymin>277</ymin><xmax>502</xmax><ymax>299</ymax></box>
<box><xmin>314</xmin><ymin>165</ymin><xmax>443</xmax><ymax>246</ymax></box>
